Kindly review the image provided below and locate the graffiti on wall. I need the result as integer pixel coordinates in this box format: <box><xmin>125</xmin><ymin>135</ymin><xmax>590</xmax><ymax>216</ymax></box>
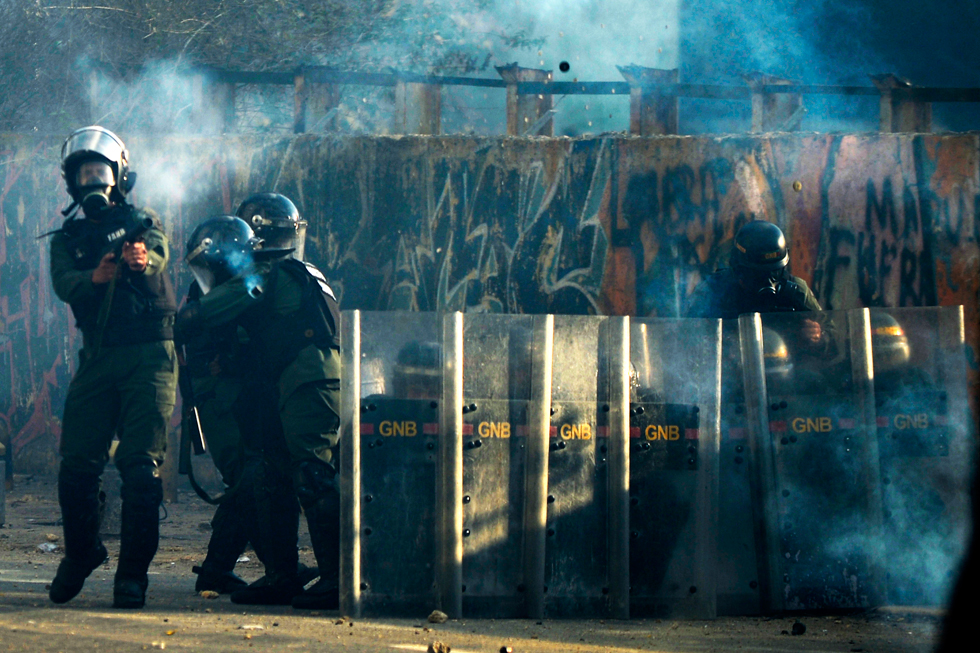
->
<box><xmin>1</xmin><ymin>132</ymin><xmax>977</xmax><ymax>473</ymax></box>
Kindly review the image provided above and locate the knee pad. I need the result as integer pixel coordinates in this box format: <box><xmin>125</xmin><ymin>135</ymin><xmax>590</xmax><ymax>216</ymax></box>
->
<box><xmin>293</xmin><ymin>460</ymin><xmax>339</xmax><ymax>505</ymax></box>
<box><xmin>117</xmin><ymin>459</ymin><xmax>163</xmax><ymax>508</ymax></box>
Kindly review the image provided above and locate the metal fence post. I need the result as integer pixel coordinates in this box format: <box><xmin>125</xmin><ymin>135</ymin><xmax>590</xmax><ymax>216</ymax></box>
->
<box><xmin>871</xmin><ymin>74</ymin><xmax>932</xmax><ymax>133</ymax></box>
<box><xmin>744</xmin><ymin>72</ymin><xmax>805</xmax><ymax>133</ymax></box>
<box><xmin>395</xmin><ymin>79</ymin><xmax>442</xmax><ymax>135</ymax></box>
<box><xmin>496</xmin><ymin>63</ymin><xmax>554</xmax><ymax>136</ymax></box>
<box><xmin>617</xmin><ymin>65</ymin><xmax>679</xmax><ymax>135</ymax></box>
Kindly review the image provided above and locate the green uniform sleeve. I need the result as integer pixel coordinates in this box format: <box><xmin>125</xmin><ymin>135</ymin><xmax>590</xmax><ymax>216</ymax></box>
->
<box><xmin>50</xmin><ymin>231</ymin><xmax>97</xmax><ymax>304</ymax></box>
<box><xmin>196</xmin><ymin>262</ymin><xmax>271</xmax><ymax>328</ymax></box>
<box><xmin>794</xmin><ymin>278</ymin><xmax>823</xmax><ymax>311</ymax></box>
<box><xmin>141</xmin><ymin>226</ymin><xmax>169</xmax><ymax>277</ymax></box>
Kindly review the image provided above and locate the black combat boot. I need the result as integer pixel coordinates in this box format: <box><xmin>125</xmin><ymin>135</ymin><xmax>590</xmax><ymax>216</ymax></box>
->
<box><xmin>192</xmin><ymin>490</ymin><xmax>249</xmax><ymax>593</ymax></box>
<box><xmin>113</xmin><ymin>460</ymin><xmax>163</xmax><ymax>609</ymax></box>
<box><xmin>229</xmin><ymin>458</ymin><xmax>309</xmax><ymax>605</ymax></box>
<box><xmin>50</xmin><ymin>466</ymin><xmax>109</xmax><ymax>604</ymax></box>
<box><xmin>291</xmin><ymin>460</ymin><xmax>341</xmax><ymax>610</ymax></box>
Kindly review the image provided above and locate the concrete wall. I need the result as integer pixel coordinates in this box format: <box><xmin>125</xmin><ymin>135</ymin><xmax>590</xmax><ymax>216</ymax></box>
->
<box><xmin>1</xmin><ymin>133</ymin><xmax>977</xmax><ymax>474</ymax></box>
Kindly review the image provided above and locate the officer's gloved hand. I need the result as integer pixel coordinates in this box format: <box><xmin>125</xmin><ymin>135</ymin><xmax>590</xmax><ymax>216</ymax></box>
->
<box><xmin>174</xmin><ymin>302</ymin><xmax>203</xmax><ymax>345</ymax></box>
<box><xmin>801</xmin><ymin>318</ymin><xmax>822</xmax><ymax>345</ymax></box>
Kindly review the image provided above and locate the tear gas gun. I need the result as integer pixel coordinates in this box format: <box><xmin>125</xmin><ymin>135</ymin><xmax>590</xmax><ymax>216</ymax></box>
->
<box><xmin>92</xmin><ymin>216</ymin><xmax>157</xmax><ymax>355</ymax></box>
<box><xmin>104</xmin><ymin>216</ymin><xmax>155</xmax><ymax>263</ymax></box>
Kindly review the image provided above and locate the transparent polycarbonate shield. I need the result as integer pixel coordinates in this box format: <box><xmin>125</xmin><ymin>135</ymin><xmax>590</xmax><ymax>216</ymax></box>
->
<box><xmin>543</xmin><ymin>315</ymin><xmax>611</xmax><ymax>617</ymax></box>
<box><xmin>741</xmin><ymin>310</ymin><xmax>884</xmax><ymax>612</ymax></box>
<box><xmin>628</xmin><ymin>318</ymin><xmax>721</xmax><ymax>619</ymax></box>
<box><xmin>869</xmin><ymin>306</ymin><xmax>972</xmax><ymax>606</ymax></box>
<box><xmin>459</xmin><ymin>314</ymin><xmax>536</xmax><ymax>617</ymax></box>
<box><xmin>716</xmin><ymin>322</ymin><xmax>762</xmax><ymax>615</ymax></box>
<box><xmin>341</xmin><ymin>311</ymin><xmax>444</xmax><ymax>616</ymax></box>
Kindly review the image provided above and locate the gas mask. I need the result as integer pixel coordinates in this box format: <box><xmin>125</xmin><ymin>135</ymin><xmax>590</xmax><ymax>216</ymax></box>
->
<box><xmin>75</xmin><ymin>160</ymin><xmax>115</xmax><ymax>216</ymax></box>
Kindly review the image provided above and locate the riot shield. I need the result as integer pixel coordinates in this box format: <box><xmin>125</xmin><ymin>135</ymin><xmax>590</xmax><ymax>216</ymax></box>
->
<box><xmin>869</xmin><ymin>306</ymin><xmax>973</xmax><ymax>606</ymax></box>
<box><xmin>629</xmin><ymin>318</ymin><xmax>721</xmax><ymax>619</ymax></box>
<box><xmin>543</xmin><ymin>315</ymin><xmax>628</xmax><ymax>618</ymax></box>
<box><xmin>459</xmin><ymin>314</ymin><xmax>537</xmax><ymax>617</ymax></box>
<box><xmin>716</xmin><ymin>322</ymin><xmax>762</xmax><ymax>615</ymax></box>
<box><xmin>340</xmin><ymin>310</ymin><xmax>451</xmax><ymax>617</ymax></box>
<box><xmin>740</xmin><ymin>309</ymin><xmax>885</xmax><ymax>612</ymax></box>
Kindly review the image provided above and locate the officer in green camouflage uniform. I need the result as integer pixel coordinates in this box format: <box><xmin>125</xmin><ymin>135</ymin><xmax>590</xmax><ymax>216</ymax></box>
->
<box><xmin>176</xmin><ymin>215</ymin><xmax>341</xmax><ymax>610</ymax></box>
<box><xmin>47</xmin><ymin>126</ymin><xmax>177</xmax><ymax>609</ymax></box>
<box><xmin>686</xmin><ymin>221</ymin><xmax>823</xmax><ymax>320</ymax></box>
<box><xmin>186</xmin><ymin>194</ymin><xmax>314</xmax><ymax>595</ymax></box>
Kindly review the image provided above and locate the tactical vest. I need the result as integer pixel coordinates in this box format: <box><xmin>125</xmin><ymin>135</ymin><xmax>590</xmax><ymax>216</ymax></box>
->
<box><xmin>59</xmin><ymin>205</ymin><xmax>177</xmax><ymax>346</ymax></box>
<box><xmin>239</xmin><ymin>258</ymin><xmax>340</xmax><ymax>379</ymax></box>
<box><xmin>183</xmin><ymin>281</ymin><xmax>247</xmax><ymax>379</ymax></box>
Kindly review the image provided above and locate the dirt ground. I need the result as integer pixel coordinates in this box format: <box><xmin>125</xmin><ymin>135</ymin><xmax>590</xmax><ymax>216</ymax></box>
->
<box><xmin>0</xmin><ymin>474</ymin><xmax>943</xmax><ymax>653</ymax></box>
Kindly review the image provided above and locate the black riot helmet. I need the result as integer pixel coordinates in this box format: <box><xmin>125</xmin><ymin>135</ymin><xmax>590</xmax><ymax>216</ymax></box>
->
<box><xmin>731</xmin><ymin>221</ymin><xmax>789</xmax><ymax>272</ymax></box>
<box><xmin>731</xmin><ymin>221</ymin><xmax>791</xmax><ymax>301</ymax></box>
<box><xmin>763</xmin><ymin>327</ymin><xmax>794</xmax><ymax>384</ymax></box>
<box><xmin>61</xmin><ymin>126</ymin><xmax>137</xmax><ymax>216</ymax></box>
<box><xmin>870</xmin><ymin>311</ymin><xmax>911</xmax><ymax>373</ymax></box>
<box><xmin>184</xmin><ymin>216</ymin><xmax>260</xmax><ymax>295</ymax></box>
<box><xmin>236</xmin><ymin>193</ymin><xmax>307</xmax><ymax>261</ymax></box>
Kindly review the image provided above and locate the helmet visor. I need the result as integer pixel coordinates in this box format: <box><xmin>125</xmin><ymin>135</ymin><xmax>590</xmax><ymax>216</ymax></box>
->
<box><xmin>188</xmin><ymin>261</ymin><xmax>217</xmax><ymax>295</ymax></box>
<box><xmin>62</xmin><ymin>127</ymin><xmax>125</xmax><ymax>168</ymax></box>
<box><xmin>76</xmin><ymin>160</ymin><xmax>115</xmax><ymax>188</ymax></box>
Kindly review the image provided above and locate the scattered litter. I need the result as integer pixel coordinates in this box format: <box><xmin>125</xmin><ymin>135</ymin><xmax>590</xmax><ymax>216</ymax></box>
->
<box><xmin>428</xmin><ymin>610</ymin><xmax>448</xmax><ymax>624</ymax></box>
<box><xmin>45</xmin><ymin>533</ymin><xmax>59</xmax><ymax>542</ymax></box>
<box><xmin>428</xmin><ymin>642</ymin><xmax>451</xmax><ymax>653</ymax></box>
<box><xmin>499</xmin><ymin>647</ymin><xmax>514</xmax><ymax>653</ymax></box>
<box><xmin>199</xmin><ymin>591</ymin><xmax>219</xmax><ymax>599</ymax></box>
<box><xmin>165</xmin><ymin>630</ymin><xmax>176</xmax><ymax>636</ymax></box>
<box><xmin>792</xmin><ymin>621</ymin><xmax>806</xmax><ymax>636</ymax></box>
<box><xmin>237</xmin><ymin>555</ymin><xmax>250</xmax><ymax>563</ymax></box>
<box><xmin>239</xmin><ymin>624</ymin><xmax>264</xmax><ymax>630</ymax></box>
<box><xmin>149</xmin><ymin>642</ymin><xmax>166</xmax><ymax>650</ymax></box>
<box><xmin>37</xmin><ymin>543</ymin><xmax>58</xmax><ymax>553</ymax></box>
<box><xmin>334</xmin><ymin>618</ymin><xmax>345</xmax><ymax>625</ymax></box>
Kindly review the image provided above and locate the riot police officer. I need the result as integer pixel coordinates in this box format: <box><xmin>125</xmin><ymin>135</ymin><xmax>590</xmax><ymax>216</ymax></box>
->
<box><xmin>186</xmin><ymin>193</ymin><xmax>312</xmax><ymax>595</ymax></box>
<box><xmin>47</xmin><ymin>126</ymin><xmax>177</xmax><ymax>609</ymax></box>
<box><xmin>869</xmin><ymin>311</ymin><xmax>932</xmax><ymax>393</ymax></box>
<box><xmin>687</xmin><ymin>221</ymin><xmax>821</xmax><ymax>328</ymax></box>
<box><xmin>176</xmin><ymin>216</ymin><xmax>341</xmax><ymax>610</ymax></box>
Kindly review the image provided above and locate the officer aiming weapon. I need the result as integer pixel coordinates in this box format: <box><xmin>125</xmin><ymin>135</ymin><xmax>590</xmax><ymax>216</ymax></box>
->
<box><xmin>93</xmin><ymin>216</ymin><xmax>155</xmax><ymax>353</ymax></box>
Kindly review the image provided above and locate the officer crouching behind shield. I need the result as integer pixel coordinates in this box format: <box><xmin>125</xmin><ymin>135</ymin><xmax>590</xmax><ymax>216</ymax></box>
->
<box><xmin>176</xmin><ymin>215</ymin><xmax>342</xmax><ymax>610</ymax></box>
<box><xmin>46</xmin><ymin>126</ymin><xmax>178</xmax><ymax>609</ymax></box>
<box><xmin>182</xmin><ymin>194</ymin><xmax>316</xmax><ymax>596</ymax></box>
<box><xmin>686</xmin><ymin>221</ymin><xmax>833</xmax><ymax>370</ymax></box>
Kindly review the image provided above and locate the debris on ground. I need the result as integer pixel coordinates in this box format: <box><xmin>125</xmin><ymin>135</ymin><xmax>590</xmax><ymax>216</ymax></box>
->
<box><xmin>198</xmin><ymin>590</ymin><xmax>219</xmax><ymax>599</ymax></box>
<box><xmin>36</xmin><ymin>542</ymin><xmax>57</xmax><ymax>553</ymax></box>
<box><xmin>45</xmin><ymin>533</ymin><xmax>59</xmax><ymax>542</ymax></box>
<box><xmin>428</xmin><ymin>610</ymin><xmax>449</xmax><ymax>624</ymax></box>
<box><xmin>500</xmin><ymin>646</ymin><xmax>514</xmax><ymax>653</ymax></box>
<box><xmin>427</xmin><ymin>642</ymin><xmax>451</xmax><ymax>653</ymax></box>
<box><xmin>792</xmin><ymin>620</ymin><xmax>807</xmax><ymax>636</ymax></box>
<box><xmin>239</xmin><ymin>624</ymin><xmax>264</xmax><ymax>630</ymax></box>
